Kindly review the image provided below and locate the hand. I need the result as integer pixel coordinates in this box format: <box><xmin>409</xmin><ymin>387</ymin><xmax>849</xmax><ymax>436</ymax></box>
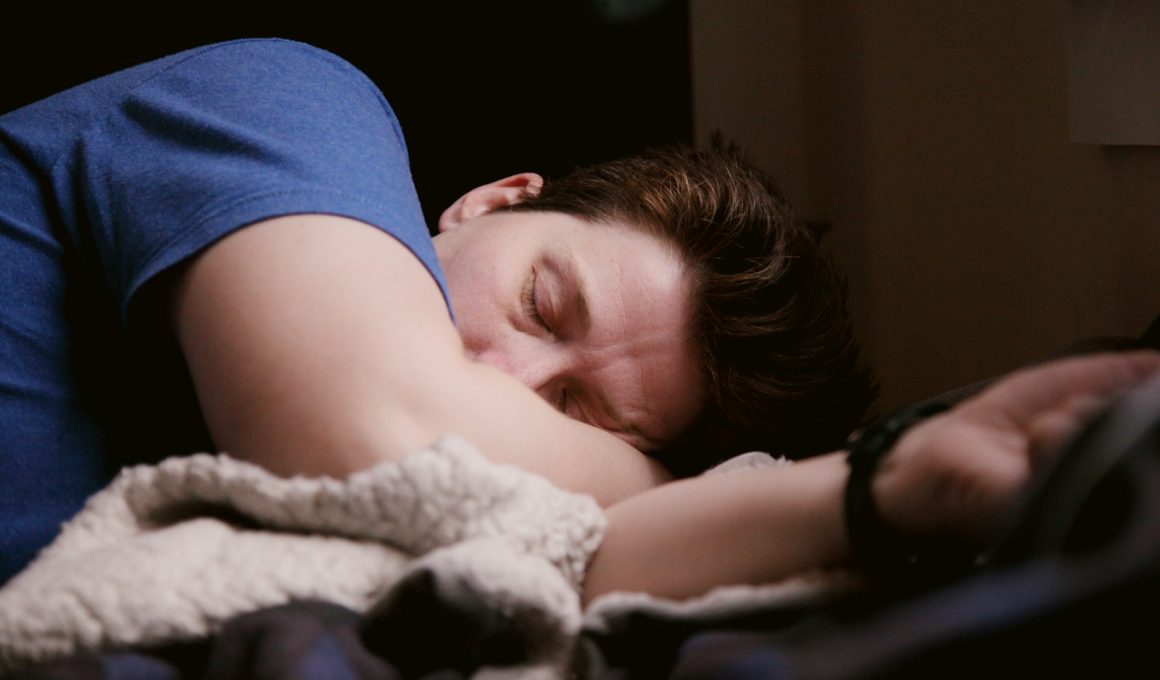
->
<box><xmin>873</xmin><ymin>351</ymin><xmax>1160</xmax><ymax>546</ymax></box>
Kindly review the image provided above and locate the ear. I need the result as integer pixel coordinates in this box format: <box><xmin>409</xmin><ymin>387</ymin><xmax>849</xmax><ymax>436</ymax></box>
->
<box><xmin>438</xmin><ymin>172</ymin><xmax>544</xmax><ymax>233</ymax></box>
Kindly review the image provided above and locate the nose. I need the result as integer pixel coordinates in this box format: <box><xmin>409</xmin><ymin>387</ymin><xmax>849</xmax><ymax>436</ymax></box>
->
<box><xmin>473</xmin><ymin>342</ymin><xmax>569</xmax><ymax>395</ymax></box>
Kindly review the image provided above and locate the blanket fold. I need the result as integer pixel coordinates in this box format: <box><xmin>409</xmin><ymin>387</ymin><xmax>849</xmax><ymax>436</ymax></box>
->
<box><xmin>0</xmin><ymin>435</ymin><xmax>604</xmax><ymax>674</ymax></box>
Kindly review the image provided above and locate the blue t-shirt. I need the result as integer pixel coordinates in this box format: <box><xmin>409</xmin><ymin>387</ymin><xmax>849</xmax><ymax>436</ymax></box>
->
<box><xmin>0</xmin><ymin>39</ymin><xmax>450</xmax><ymax>583</ymax></box>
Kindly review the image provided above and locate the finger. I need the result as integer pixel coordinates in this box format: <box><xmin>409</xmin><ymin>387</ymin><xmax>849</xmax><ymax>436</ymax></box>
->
<box><xmin>971</xmin><ymin>351</ymin><xmax>1160</xmax><ymax>428</ymax></box>
<box><xmin>1025</xmin><ymin>392</ymin><xmax>1117</xmax><ymax>464</ymax></box>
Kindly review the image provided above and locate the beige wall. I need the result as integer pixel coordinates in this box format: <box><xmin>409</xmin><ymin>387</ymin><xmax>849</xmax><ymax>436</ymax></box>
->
<box><xmin>690</xmin><ymin>0</ymin><xmax>1160</xmax><ymax>410</ymax></box>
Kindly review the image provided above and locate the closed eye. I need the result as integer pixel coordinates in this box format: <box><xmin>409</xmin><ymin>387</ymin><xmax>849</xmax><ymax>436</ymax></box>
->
<box><xmin>522</xmin><ymin>267</ymin><xmax>550</xmax><ymax>331</ymax></box>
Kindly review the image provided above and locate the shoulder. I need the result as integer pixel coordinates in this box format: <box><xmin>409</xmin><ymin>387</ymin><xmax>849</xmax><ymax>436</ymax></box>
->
<box><xmin>77</xmin><ymin>39</ymin><xmax>430</xmax><ymax>319</ymax></box>
<box><xmin>168</xmin><ymin>38</ymin><xmax>369</xmax><ymax>80</ymax></box>
<box><xmin>150</xmin><ymin>39</ymin><xmax>388</xmax><ymax>111</ymax></box>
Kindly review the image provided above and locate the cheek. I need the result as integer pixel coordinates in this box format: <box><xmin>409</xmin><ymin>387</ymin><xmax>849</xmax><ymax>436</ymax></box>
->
<box><xmin>447</xmin><ymin>277</ymin><xmax>516</xmax><ymax>355</ymax></box>
<box><xmin>437</xmin><ymin>235</ymin><xmax>529</xmax><ymax>354</ymax></box>
<box><xmin>461</xmin><ymin>323</ymin><xmax>535</xmax><ymax>383</ymax></box>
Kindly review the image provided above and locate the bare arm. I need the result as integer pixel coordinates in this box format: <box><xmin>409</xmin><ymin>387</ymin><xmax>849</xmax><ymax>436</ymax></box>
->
<box><xmin>584</xmin><ymin>452</ymin><xmax>849</xmax><ymax>603</ymax></box>
<box><xmin>171</xmin><ymin>214</ymin><xmax>669</xmax><ymax>506</ymax></box>
<box><xmin>582</xmin><ymin>351</ymin><xmax>1160</xmax><ymax>604</ymax></box>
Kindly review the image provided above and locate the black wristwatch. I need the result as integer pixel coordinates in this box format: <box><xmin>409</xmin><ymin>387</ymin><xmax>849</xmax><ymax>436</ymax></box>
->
<box><xmin>844</xmin><ymin>400</ymin><xmax>979</xmax><ymax>587</ymax></box>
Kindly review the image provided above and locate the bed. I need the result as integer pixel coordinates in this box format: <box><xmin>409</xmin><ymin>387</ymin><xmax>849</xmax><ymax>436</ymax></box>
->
<box><xmin>2</xmin><ymin>326</ymin><xmax>1157</xmax><ymax>679</ymax></box>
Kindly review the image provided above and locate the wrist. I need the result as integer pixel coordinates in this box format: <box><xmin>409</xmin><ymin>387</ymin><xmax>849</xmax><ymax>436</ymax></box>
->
<box><xmin>844</xmin><ymin>401</ymin><xmax>977</xmax><ymax>587</ymax></box>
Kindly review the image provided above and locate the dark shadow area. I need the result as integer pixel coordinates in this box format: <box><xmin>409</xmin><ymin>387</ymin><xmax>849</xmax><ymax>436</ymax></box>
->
<box><xmin>2</xmin><ymin>1</ymin><xmax>692</xmax><ymax>231</ymax></box>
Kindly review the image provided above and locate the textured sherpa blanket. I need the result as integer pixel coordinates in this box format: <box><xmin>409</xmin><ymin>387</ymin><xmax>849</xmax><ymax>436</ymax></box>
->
<box><xmin>0</xmin><ymin>436</ymin><xmax>859</xmax><ymax>677</ymax></box>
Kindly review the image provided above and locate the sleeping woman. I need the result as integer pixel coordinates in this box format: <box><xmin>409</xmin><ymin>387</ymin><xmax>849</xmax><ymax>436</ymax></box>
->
<box><xmin>2</xmin><ymin>39</ymin><xmax>1157</xmax><ymax>600</ymax></box>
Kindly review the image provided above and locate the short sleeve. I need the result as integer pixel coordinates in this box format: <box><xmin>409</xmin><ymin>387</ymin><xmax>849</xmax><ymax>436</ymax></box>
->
<box><xmin>64</xmin><ymin>39</ymin><xmax>448</xmax><ymax>320</ymax></box>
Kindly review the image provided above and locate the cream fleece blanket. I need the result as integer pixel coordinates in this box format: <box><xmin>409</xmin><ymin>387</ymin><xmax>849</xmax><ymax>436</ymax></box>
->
<box><xmin>0</xmin><ymin>436</ymin><xmax>857</xmax><ymax>677</ymax></box>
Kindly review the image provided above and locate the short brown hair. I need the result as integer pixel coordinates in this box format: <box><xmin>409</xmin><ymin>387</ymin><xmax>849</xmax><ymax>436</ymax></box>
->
<box><xmin>505</xmin><ymin>140</ymin><xmax>878</xmax><ymax>475</ymax></box>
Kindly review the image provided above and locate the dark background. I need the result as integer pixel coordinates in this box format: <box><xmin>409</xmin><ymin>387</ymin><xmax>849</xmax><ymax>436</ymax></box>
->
<box><xmin>2</xmin><ymin>0</ymin><xmax>692</xmax><ymax>230</ymax></box>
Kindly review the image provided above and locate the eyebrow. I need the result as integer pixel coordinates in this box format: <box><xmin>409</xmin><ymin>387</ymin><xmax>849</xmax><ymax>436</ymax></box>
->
<box><xmin>551</xmin><ymin>250</ymin><xmax>591</xmax><ymax>335</ymax></box>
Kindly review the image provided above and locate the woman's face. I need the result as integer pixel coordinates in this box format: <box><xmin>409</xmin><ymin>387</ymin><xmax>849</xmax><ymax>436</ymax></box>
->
<box><xmin>433</xmin><ymin>187</ymin><xmax>703</xmax><ymax>452</ymax></box>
